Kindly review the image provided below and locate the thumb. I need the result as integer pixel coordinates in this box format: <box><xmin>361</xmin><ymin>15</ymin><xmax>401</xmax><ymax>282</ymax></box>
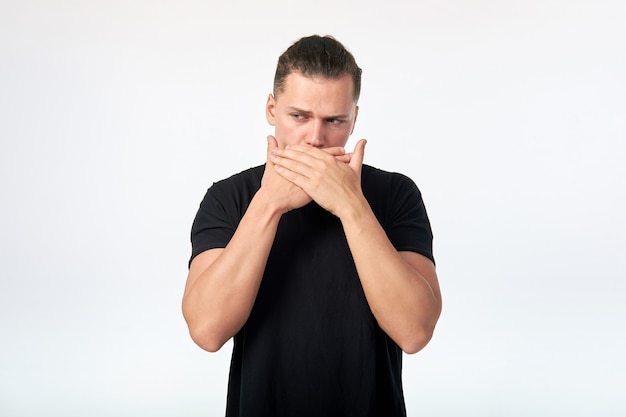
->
<box><xmin>267</xmin><ymin>135</ymin><xmax>278</xmax><ymax>151</ymax></box>
<box><xmin>267</xmin><ymin>135</ymin><xmax>278</xmax><ymax>160</ymax></box>
<box><xmin>349</xmin><ymin>139</ymin><xmax>367</xmax><ymax>172</ymax></box>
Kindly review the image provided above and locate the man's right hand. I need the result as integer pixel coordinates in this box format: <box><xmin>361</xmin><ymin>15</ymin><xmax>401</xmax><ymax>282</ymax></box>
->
<box><xmin>260</xmin><ymin>135</ymin><xmax>312</xmax><ymax>213</ymax></box>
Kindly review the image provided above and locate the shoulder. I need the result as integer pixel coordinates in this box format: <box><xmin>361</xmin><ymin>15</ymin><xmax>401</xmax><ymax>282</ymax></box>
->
<box><xmin>361</xmin><ymin>164</ymin><xmax>428</xmax><ymax>227</ymax></box>
<box><xmin>361</xmin><ymin>165</ymin><xmax>434</xmax><ymax>260</ymax></box>
<box><xmin>210</xmin><ymin>165</ymin><xmax>264</xmax><ymax>190</ymax></box>
<box><xmin>204</xmin><ymin>165</ymin><xmax>264</xmax><ymax>199</ymax></box>
<box><xmin>361</xmin><ymin>164</ymin><xmax>422</xmax><ymax>198</ymax></box>
<box><xmin>197</xmin><ymin>165</ymin><xmax>264</xmax><ymax>214</ymax></box>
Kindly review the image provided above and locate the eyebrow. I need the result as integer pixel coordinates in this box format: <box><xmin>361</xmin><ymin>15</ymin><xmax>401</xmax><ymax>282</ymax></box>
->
<box><xmin>286</xmin><ymin>106</ymin><xmax>350</xmax><ymax>120</ymax></box>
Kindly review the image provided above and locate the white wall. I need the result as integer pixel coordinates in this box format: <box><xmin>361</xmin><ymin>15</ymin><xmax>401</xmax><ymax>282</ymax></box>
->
<box><xmin>1</xmin><ymin>1</ymin><xmax>624</xmax><ymax>416</ymax></box>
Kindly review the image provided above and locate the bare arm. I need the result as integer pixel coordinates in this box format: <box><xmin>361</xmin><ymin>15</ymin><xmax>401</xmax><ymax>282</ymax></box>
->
<box><xmin>182</xmin><ymin>137</ymin><xmax>348</xmax><ymax>352</ymax></box>
<box><xmin>271</xmin><ymin>140</ymin><xmax>442</xmax><ymax>353</ymax></box>
<box><xmin>340</xmin><ymin>201</ymin><xmax>441</xmax><ymax>353</ymax></box>
<box><xmin>182</xmin><ymin>190</ymin><xmax>283</xmax><ymax>352</ymax></box>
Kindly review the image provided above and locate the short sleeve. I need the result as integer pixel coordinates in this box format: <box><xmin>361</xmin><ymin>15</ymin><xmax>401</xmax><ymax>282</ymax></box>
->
<box><xmin>386</xmin><ymin>175</ymin><xmax>434</xmax><ymax>264</ymax></box>
<box><xmin>189</xmin><ymin>185</ymin><xmax>236</xmax><ymax>265</ymax></box>
<box><xmin>362</xmin><ymin>166</ymin><xmax>435</xmax><ymax>265</ymax></box>
<box><xmin>188</xmin><ymin>165</ymin><xmax>264</xmax><ymax>267</ymax></box>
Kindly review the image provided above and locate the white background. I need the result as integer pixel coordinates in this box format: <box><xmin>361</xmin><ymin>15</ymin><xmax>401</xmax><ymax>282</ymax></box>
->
<box><xmin>1</xmin><ymin>1</ymin><xmax>625</xmax><ymax>416</ymax></box>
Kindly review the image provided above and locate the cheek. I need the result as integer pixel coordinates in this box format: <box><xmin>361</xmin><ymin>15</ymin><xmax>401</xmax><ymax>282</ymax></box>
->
<box><xmin>326</xmin><ymin>127</ymin><xmax>352</xmax><ymax>147</ymax></box>
<box><xmin>275</xmin><ymin>123</ymin><xmax>302</xmax><ymax>147</ymax></box>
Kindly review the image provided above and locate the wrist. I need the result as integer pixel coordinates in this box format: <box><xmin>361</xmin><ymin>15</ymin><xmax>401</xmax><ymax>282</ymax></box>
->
<box><xmin>337</xmin><ymin>194</ymin><xmax>372</xmax><ymax>225</ymax></box>
<box><xmin>250</xmin><ymin>188</ymin><xmax>285</xmax><ymax>222</ymax></box>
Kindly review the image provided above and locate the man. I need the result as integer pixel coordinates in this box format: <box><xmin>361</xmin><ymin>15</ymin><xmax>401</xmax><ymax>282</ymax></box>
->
<box><xmin>183</xmin><ymin>35</ymin><xmax>441</xmax><ymax>416</ymax></box>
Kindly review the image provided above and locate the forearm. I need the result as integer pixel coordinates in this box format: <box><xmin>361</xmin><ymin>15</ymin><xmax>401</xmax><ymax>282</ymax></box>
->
<box><xmin>182</xmin><ymin>189</ymin><xmax>283</xmax><ymax>352</ymax></box>
<box><xmin>339</xmin><ymin>197</ymin><xmax>442</xmax><ymax>354</ymax></box>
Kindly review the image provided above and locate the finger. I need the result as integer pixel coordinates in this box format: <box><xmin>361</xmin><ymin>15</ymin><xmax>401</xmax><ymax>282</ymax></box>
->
<box><xmin>272</xmin><ymin>151</ymin><xmax>315</xmax><ymax>179</ymax></box>
<box><xmin>349</xmin><ymin>139</ymin><xmax>367</xmax><ymax>173</ymax></box>
<box><xmin>267</xmin><ymin>135</ymin><xmax>278</xmax><ymax>162</ymax></box>
<box><xmin>276</xmin><ymin>145</ymin><xmax>345</xmax><ymax>169</ymax></box>
<box><xmin>267</xmin><ymin>135</ymin><xmax>278</xmax><ymax>152</ymax></box>
<box><xmin>273</xmin><ymin>147</ymin><xmax>320</xmax><ymax>171</ymax></box>
<box><xmin>321</xmin><ymin>146</ymin><xmax>346</xmax><ymax>157</ymax></box>
<box><xmin>334</xmin><ymin>154</ymin><xmax>352</xmax><ymax>163</ymax></box>
<box><xmin>284</xmin><ymin>144</ymin><xmax>344</xmax><ymax>158</ymax></box>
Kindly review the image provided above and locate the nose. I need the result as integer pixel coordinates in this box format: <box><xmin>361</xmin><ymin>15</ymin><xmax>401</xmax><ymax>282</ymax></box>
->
<box><xmin>305</xmin><ymin>120</ymin><xmax>325</xmax><ymax>148</ymax></box>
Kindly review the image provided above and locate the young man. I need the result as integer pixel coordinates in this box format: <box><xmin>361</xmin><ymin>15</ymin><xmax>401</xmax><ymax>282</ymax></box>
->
<box><xmin>183</xmin><ymin>35</ymin><xmax>442</xmax><ymax>416</ymax></box>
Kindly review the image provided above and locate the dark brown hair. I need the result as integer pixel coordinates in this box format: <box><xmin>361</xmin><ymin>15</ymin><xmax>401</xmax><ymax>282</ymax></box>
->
<box><xmin>273</xmin><ymin>35</ymin><xmax>362</xmax><ymax>102</ymax></box>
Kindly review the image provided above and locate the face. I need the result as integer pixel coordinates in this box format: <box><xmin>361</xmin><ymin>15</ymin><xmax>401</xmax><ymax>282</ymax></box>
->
<box><xmin>266</xmin><ymin>72</ymin><xmax>359</xmax><ymax>148</ymax></box>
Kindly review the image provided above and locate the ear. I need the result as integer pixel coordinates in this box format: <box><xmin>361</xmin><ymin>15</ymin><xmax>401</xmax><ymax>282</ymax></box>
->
<box><xmin>266</xmin><ymin>94</ymin><xmax>276</xmax><ymax>126</ymax></box>
<box><xmin>350</xmin><ymin>105</ymin><xmax>359</xmax><ymax>134</ymax></box>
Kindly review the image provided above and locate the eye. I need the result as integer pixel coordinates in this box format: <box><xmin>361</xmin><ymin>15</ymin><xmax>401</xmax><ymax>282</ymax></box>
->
<box><xmin>326</xmin><ymin>118</ymin><xmax>344</xmax><ymax>125</ymax></box>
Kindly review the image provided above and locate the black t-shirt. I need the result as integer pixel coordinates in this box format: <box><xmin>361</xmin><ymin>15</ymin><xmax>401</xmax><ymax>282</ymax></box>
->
<box><xmin>190</xmin><ymin>164</ymin><xmax>434</xmax><ymax>417</ymax></box>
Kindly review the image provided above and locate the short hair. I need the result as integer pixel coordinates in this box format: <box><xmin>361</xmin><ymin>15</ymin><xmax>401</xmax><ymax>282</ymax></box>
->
<box><xmin>273</xmin><ymin>35</ymin><xmax>362</xmax><ymax>103</ymax></box>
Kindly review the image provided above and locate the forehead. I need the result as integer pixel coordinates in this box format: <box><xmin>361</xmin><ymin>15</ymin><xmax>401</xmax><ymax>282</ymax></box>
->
<box><xmin>277</xmin><ymin>72</ymin><xmax>356</xmax><ymax>109</ymax></box>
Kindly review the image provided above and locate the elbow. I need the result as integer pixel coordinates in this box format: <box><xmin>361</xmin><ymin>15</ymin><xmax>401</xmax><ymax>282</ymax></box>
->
<box><xmin>185</xmin><ymin>317</ymin><xmax>230</xmax><ymax>352</ymax></box>
<box><xmin>398</xmin><ymin>322</ymin><xmax>438</xmax><ymax>355</ymax></box>
<box><xmin>190</xmin><ymin>329</ymin><xmax>228</xmax><ymax>353</ymax></box>
<box><xmin>399</xmin><ymin>332</ymin><xmax>432</xmax><ymax>355</ymax></box>
<box><xmin>182</xmin><ymin>304</ymin><xmax>229</xmax><ymax>353</ymax></box>
<box><xmin>402</xmin><ymin>300</ymin><xmax>443</xmax><ymax>354</ymax></box>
